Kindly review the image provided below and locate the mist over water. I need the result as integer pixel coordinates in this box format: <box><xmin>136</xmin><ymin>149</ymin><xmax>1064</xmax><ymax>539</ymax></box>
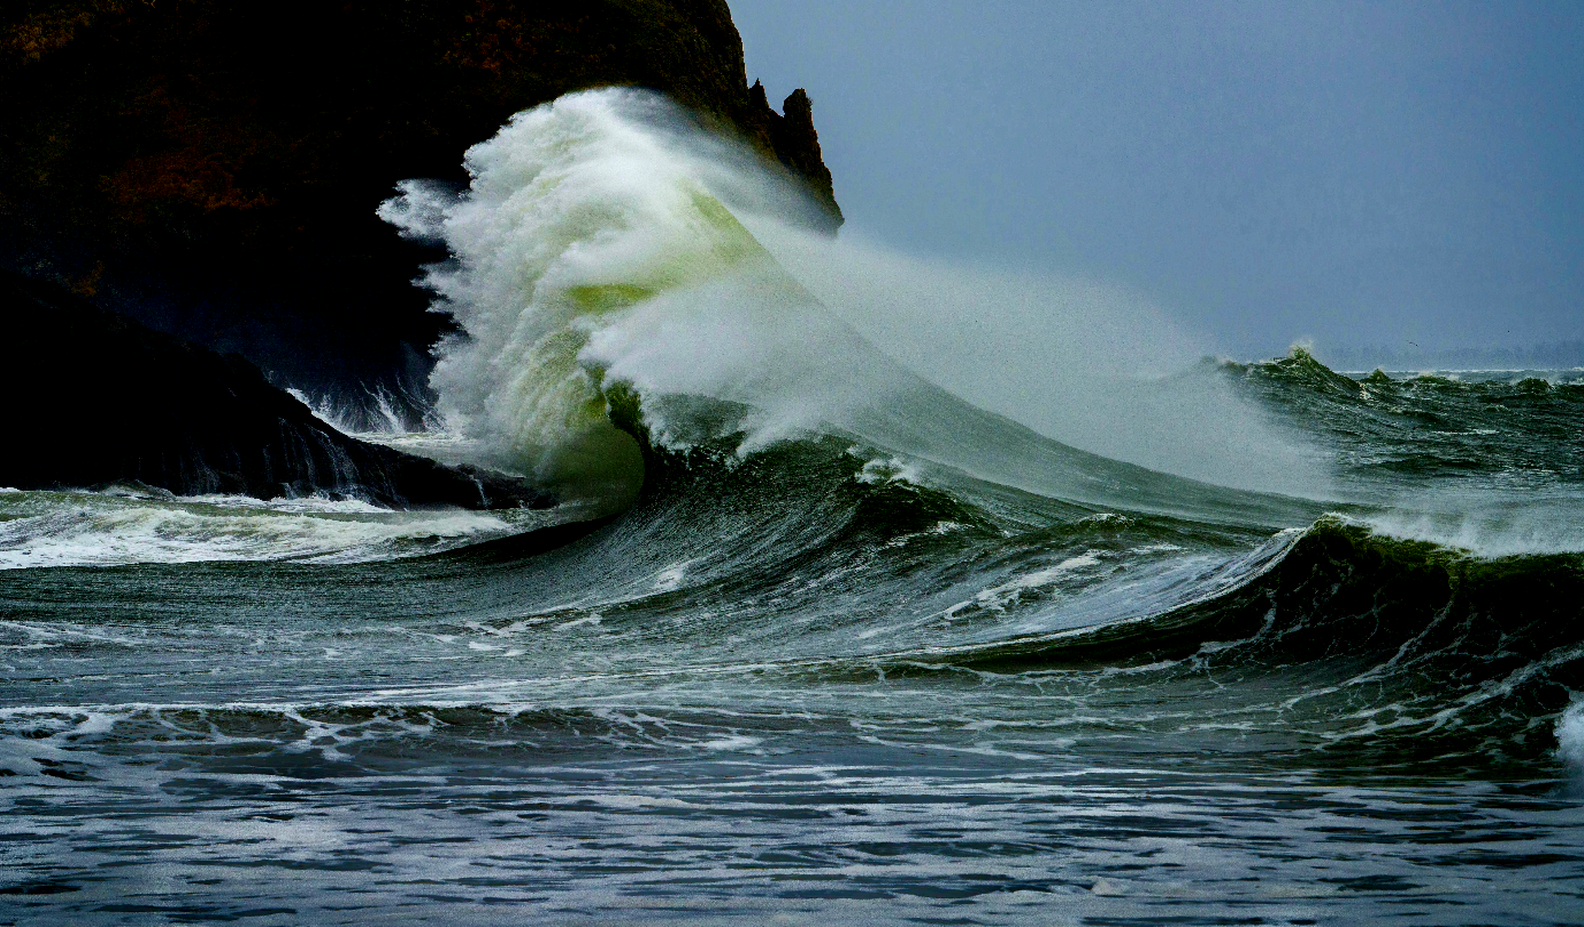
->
<box><xmin>1360</xmin><ymin>493</ymin><xmax>1584</xmax><ymax>557</ymax></box>
<box><xmin>754</xmin><ymin>226</ymin><xmax>1333</xmax><ymax>496</ymax></box>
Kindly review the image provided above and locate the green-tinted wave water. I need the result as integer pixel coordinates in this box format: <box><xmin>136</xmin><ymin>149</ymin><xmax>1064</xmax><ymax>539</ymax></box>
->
<box><xmin>4</xmin><ymin>364</ymin><xmax>1583</xmax><ymax>927</ymax></box>
<box><xmin>3</xmin><ymin>91</ymin><xmax>1582</xmax><ymax>925</ymax></box>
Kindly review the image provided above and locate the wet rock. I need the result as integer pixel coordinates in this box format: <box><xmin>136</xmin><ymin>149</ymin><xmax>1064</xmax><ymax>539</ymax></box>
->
<box><xmin>0</xmin><ymin>273</ymin><xmax>550</xmax><ymax>510</ymax></box>
<box><xmin>0</xmin><ymin>0</ymin><xmax>840</xmax><ymax>402</ymax></box>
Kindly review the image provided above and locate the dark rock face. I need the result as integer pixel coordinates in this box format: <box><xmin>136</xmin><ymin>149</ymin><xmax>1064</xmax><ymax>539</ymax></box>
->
<box><xmin>0</xmin><ymin>273</ymin><xmax>551</xmax><ymax>510</ymax></box>
<box><xmin>0</xmin><ymin>0</ymin><xmax>839</xmax><ymax>403</ymax></box>
<box><xmin>751</xmin><ymin>83</ymin><xmax>837</xmax><ymax>213</ymax></box>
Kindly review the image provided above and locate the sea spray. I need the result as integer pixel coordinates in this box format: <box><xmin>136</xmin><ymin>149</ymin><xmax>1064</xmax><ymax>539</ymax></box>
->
<box><xmin>377</xmin><ymin>90</ymin><xmax>854</xmax><ymax>506</ymax></box>
<box><xmin>1360</xmin><ymin>501</ymin><xmax>1584</xmax><ymax>558</ymax></box>
<box><xmin>380</xmin><ymin>88</ymin><xmax>1328</xmax><ymax>507</ymax></box>
<box><xmin>749</xmin><ymin>226</ymin><xmax>1333</xmax><ymax>497</ymax></box>
<box><xmin>1560</xmin><ymin>699</ymin><xmax>1584</xmax><ymax>778</ymax></box>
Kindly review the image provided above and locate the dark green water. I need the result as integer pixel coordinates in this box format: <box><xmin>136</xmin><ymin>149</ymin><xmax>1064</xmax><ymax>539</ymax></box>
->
<box><xmin>3</xmin><ymin>356</ymin><xmax>1583</xmax><ymax>926</ymax></box>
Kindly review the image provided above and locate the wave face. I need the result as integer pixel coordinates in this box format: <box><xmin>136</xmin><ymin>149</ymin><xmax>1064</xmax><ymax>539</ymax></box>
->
<box><xmin>376</xmin><ymin>89</ymin><xmax>840</xmax><ymax>506</ymax></box>
<box><xmin>4</xmin><ymin>90</ymin><xmax>1583</xmax><ymax>924</ymax></box>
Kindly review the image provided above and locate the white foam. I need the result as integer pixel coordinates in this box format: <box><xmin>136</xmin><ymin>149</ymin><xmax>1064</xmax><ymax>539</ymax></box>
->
<box><xmin>972</xmin><ymin>554</ymin><xmax>1104</xmax><ymax>611</ymax></box>
<box><xmin>1559</xmin><ymin>699</ymin><xmax>1584</xmax><ymax>774</ymax></box>
<box><xmin>0</xmin><ymin>488</ymin><xmax>565</xmax><ymax>569</ymax></box>
<box><xmin>379</xmin><ymin>89</ymin><xmax>830</xmax><ymax>503</ymax></box>
<box><xmin>1358</xmin><ymin>499</ymin><xmax>1584</xmax><ymax>558</ymax></box>
<box><xmin>654</xmin><ymin>560</ymin><xmax>693</xmax><ymax>592</ymax></box>
<box><xmin>854</xmin><ymin>454</ymin><xmax>924</xmax><ymax>486</ymax></box>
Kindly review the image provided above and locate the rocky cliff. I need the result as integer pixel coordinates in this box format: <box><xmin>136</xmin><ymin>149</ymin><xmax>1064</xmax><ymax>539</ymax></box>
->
<box><xmin>0</xmin><ymin>273</ymin><xmax>552</xmax><ymax>508</ymax></box>
<box><xmin>0</xmin><ymin>0</ymin><xmax>839</xmax><ymax>406</ymax></box>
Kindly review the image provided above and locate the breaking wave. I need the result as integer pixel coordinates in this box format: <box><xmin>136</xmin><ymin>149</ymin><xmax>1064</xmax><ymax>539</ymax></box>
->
<box><xmin>376</xmin><ymin>88</ymin><xmax>1328</xmax><ymax>507</ymax></box>
<box><xmin>2</xmin><ymin>89</ymin><xmax>1579</xmax><ymax>782</ymax></box>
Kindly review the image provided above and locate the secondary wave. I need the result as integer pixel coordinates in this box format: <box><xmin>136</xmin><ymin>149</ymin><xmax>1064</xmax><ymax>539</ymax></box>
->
<box><xmin>0</xmin><ymin>486</ymin><xmax>571</xmax><ymax>569</ymax></box>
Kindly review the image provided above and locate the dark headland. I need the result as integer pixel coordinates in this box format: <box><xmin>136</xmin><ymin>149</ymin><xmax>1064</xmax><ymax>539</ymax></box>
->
<box><xmin>0</xmin><ymin>0</ymin><xmax>839</xmax><ymax>507</ymax></box>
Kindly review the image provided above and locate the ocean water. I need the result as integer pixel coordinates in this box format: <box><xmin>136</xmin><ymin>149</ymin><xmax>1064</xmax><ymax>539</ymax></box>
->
<box><xmin>3</xmin><ymin>90</ymin><xmax>1582</xmax><ymax>926</ymax></box>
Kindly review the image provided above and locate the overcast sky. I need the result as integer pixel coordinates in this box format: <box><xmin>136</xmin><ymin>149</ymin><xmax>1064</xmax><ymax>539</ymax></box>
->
<box><xmin>729</xmin><ymin>0</ymin><xmax>1583</xmax><ymax>361</ymax></box>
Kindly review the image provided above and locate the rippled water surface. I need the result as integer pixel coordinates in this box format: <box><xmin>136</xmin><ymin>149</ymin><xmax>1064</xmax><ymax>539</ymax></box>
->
<box><xmin>4</xmin><ymin>88</ymin><xmax>1583</xmax><ymax>926</ymax></box>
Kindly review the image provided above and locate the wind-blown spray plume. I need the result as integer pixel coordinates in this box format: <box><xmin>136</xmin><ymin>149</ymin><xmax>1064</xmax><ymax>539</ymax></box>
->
<box><xmin>380</xmin><ymin>88</ymin><xmax>1327</xmax><ymax>509</ymax></box>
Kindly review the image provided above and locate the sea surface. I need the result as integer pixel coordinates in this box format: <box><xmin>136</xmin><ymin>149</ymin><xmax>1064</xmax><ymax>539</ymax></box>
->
<box><xmin>4</xmin><ymin>90</ymin><xmax>1582</xmax><ymax>926</ymax></box>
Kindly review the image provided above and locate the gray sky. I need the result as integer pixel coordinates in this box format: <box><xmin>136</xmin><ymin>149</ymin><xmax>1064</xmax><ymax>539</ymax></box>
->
<box><xmin>729</xmin><ymin>0</ymin><xmax>1583</xmax><ymax>362</ymax></box>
